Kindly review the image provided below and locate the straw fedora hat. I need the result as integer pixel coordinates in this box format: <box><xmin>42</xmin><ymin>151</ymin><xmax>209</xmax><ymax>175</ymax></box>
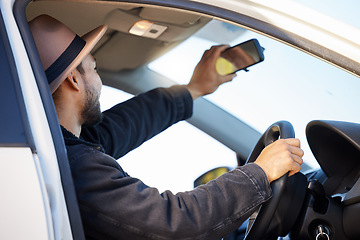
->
<box><xmin>29</xmin><ymin>15</ymin><xmax>108</xmax><ymax>93</ymax></box>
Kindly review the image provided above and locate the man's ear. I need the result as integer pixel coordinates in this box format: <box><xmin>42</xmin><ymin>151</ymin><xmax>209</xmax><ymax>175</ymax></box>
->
<box><xmin>64</xmin><ymin>70</ymin><xmax>80</xmax><ymax>91</ymax></box>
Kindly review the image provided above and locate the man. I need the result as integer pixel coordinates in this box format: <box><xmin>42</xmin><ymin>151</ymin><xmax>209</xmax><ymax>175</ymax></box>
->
<box><xmin>29</xmin><ymin>15</ymin><xmax>303</xmax><ymax>239</ymax></box>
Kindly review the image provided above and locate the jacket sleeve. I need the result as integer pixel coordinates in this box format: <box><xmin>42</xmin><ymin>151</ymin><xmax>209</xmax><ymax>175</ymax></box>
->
<box><xmin>68</xmin><ymin>145</ymin><xmax>272</xmax><ymax>240</ymax></box>
<box><xmin>80</xmin><ymin>85</ymin><xmax>193</xmax><ymax>159</ymax></box>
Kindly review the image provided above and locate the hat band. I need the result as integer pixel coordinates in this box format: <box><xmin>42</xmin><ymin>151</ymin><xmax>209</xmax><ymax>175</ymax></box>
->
<box><xmin>45</xmin><ymin>35</ymin><xmax>86</xmax><ymax>84</ymax></box>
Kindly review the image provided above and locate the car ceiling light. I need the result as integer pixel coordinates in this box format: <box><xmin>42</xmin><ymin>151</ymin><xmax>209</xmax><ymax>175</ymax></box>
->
<box><xmin>129</xmin><ymin>20</ymin><xmax>167</xmax><ymax>39</ymax></box>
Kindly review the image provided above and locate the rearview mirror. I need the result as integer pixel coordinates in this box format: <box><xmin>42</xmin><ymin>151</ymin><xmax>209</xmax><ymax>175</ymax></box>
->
<box><xmin>216</xmin><ymin>38</ymin><xmax>265</xmax><ymax>75</ymax></box>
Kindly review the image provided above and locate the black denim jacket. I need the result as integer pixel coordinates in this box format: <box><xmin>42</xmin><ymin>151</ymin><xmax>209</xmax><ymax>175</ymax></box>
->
<box><xmin>62</xmin><ymin>86</ymin><xmax>272</xmax><ymax>239</ymax></box>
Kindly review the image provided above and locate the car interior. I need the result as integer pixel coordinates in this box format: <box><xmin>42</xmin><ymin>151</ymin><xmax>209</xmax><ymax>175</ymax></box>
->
<box><xmin>26</xmin><ymin>1</ymin><xmax>211</xmax><ymax>75</ymax></box>
<box><xmin>18</xmin><ymin>0</ymin><xmax>360</xmax><ymax>239</ymax></box>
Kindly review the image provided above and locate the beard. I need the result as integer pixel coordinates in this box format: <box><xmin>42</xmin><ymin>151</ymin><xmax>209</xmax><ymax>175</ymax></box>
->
<box><xmin>81</xmin><ymin>81</ymin><xmax>103</xmax><ymax>127</ymax></box>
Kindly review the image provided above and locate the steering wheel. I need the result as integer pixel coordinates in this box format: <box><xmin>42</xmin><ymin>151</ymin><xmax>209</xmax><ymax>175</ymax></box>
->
<box><xmin>244</xmin><ymin>121</ymin><xmax>295</xmax><ymax>240</ymax></box>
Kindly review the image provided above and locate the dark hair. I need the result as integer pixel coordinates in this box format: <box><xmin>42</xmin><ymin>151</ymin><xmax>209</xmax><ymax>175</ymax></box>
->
<box><xmin>76</xmin><ymin>62</ymin><xmax>85</xmax><ymax>75</ymax></box>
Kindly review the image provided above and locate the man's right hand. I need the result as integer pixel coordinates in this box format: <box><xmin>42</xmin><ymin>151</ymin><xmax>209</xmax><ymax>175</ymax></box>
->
<box><xmin>186</xmin><ymin>45</ymin><xmax>236</xmax><ymax>100</ymax></box>
<box><xmin>254</xmin><ymin>138</ymin><xmax>304</xmax><ymax>183</ymax></box>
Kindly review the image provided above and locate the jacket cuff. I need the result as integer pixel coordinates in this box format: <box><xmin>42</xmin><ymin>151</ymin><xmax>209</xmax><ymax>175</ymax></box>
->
<box><xmin>239</xmin><ymin>163</ymin><xmax>272</xmax><ymax>200</ymax></box>
<box><xmin>167</xmin><ymin>85</ymin><xmax>193</xmax><ymax>120</ymax></box>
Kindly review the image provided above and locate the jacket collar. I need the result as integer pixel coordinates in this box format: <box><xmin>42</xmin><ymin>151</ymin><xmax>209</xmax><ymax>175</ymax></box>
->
<box><xmin>61</xmin><ymin>125</ymin><xmax>104</xmax><ymax>152</ymax></box>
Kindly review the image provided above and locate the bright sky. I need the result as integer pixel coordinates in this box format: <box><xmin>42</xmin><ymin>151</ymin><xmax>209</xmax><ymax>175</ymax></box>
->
<box><xmin>296</xmin><ymin>0</ymin><xmax>360</xmax><ymax>29</ymax></box>
<box><xmin>100</xmin><ymin>0</ymin><xmax>360</xmax><ymax>193</ymax></box>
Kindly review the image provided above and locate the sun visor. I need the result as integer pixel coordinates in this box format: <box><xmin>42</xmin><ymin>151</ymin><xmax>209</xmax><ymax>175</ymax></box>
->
<box><xmin>306</xmin><ymin>120</ymin><xmax>360</xmax><ymax>181</ymax></box>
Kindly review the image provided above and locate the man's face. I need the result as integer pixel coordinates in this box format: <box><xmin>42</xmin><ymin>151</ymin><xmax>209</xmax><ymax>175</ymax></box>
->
<box><xmin>79</xmin><ymin>54</ymin><xmax>103</xmax><ymax>126</ymax></box>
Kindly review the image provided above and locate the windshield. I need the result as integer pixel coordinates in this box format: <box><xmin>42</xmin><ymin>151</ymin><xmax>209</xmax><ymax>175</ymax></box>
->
<box><xmin>148</xmin><ymin>4</ymin><xmax>360</xmax><ymax>169</ymax></box>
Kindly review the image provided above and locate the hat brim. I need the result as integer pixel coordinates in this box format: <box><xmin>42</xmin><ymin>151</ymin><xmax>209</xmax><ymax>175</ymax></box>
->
<box><xmin>49</xmin><ymin>24</ymin><xmax>108</xmax><ymax>93</ymax></box>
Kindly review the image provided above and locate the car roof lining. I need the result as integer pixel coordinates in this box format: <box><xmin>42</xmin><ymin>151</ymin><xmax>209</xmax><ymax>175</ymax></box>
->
<box><xmin>26</xmin><ymin>0</ymin><xmax>211</xmax><ymax>72</ymax></box>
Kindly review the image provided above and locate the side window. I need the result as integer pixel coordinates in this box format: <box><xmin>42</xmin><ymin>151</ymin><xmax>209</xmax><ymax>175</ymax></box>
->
<box><xmin>0</xmin><ymin>12</ymin><xmax>30</xmax><ymax>147</ymax></box>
